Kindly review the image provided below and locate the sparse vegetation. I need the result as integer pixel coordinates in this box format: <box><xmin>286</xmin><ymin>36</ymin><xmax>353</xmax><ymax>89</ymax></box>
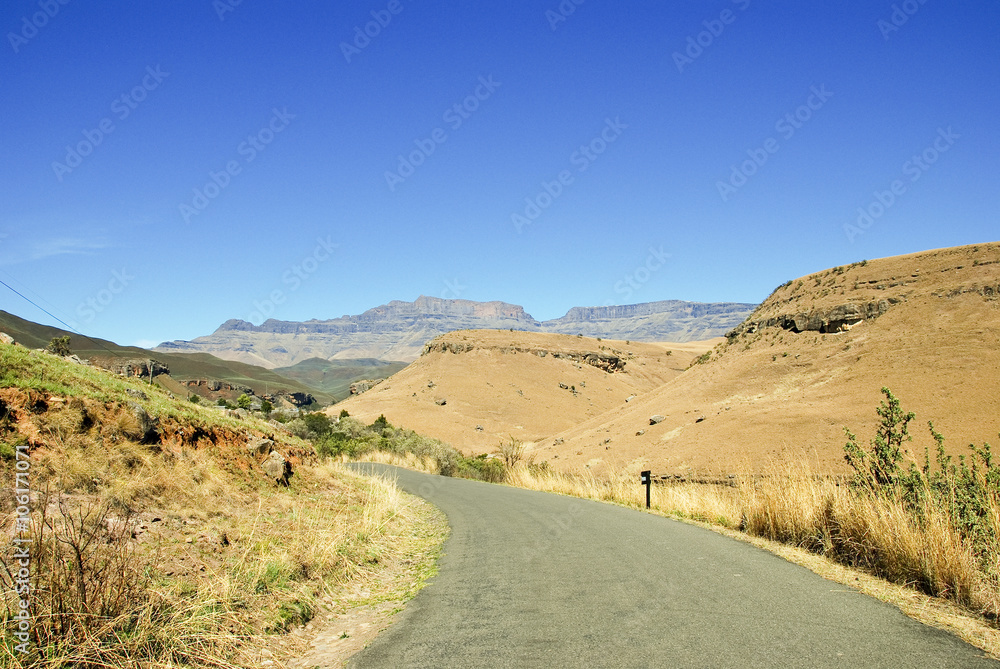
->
<box><xmin>690</xmin><ymin>351</ymin><xmax>711</xmax><ymax>367</ymax></box>
<box><xmin>0</xmin><ymin>341</ymin><xmax>442</xmax><ymax>668</ymax></box>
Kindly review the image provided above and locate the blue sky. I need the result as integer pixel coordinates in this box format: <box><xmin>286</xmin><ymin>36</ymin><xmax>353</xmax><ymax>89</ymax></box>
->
<box><xmin>1</xmin><ymin>1</ymin><xmax>997</xmax><ymax>347</ymax></box>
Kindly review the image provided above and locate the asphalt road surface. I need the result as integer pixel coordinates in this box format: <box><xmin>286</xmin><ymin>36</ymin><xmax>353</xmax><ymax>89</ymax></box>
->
<box><xmin>346</xmin><ymin>464</ymin><xmax>997</xmax><ymax>668</ymax></box>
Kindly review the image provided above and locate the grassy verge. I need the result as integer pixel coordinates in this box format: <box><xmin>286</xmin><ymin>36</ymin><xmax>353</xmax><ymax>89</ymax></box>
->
<box><xmin>0</xmin><ymin>342</ymin><xmax>446</xmax><ymax>668</ymax></box>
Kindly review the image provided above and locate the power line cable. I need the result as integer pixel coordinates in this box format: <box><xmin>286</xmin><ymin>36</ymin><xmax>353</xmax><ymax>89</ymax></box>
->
<box><xmin>0</xmin><ymin>278</ymin><xmax>130</xmax><ymax>357</ymax></box>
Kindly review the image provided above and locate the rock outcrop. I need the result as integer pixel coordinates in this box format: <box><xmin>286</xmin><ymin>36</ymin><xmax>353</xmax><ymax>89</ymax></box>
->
<box><xmin>422</xmin><ymin>340</ymin><xmax>627</xmax><ymax>373</ymax></box>
<box><xmin>91</xmin><ymin>357</ymin><xmax>169</xmax><ymax>378</ymax></box>
<box><xmin>728</xmin><ymin>300</ymin><xmax>899</xmax><ymax>338</ymax></box>
<box><xmin>350</xmin><ymin>380</ymin><xmax>382</xmax><ymax>395</ymax></box>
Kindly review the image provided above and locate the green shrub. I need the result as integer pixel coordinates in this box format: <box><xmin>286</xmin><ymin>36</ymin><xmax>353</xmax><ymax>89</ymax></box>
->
<box><xmin>47</xmin><ymin>335</ymin><xmax>71</xmax><ymax>357</ymax></box>
<box><xmin>456</xmin><ymin>454</ymin><xmax>506</xmax><ymax>483</ymax></box>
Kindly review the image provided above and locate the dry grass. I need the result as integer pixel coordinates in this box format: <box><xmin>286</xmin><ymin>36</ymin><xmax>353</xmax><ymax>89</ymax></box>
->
<box><xmin>0</xmin><ymin>460</ymin><xmax>420</xmax><ymax>668</ymax></box>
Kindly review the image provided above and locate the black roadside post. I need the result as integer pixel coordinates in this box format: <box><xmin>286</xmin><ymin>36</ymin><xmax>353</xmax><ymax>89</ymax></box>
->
<box><xmin>640</xmin><ymin>470</ymin><xmax>651</xmax><ymax>509</ymax></box>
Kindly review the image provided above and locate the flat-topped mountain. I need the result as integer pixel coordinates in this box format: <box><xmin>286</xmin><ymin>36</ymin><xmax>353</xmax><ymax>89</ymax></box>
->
<box><xmin>156</xmin><ymin>297</ymin><xmax>755</xmax><ymax>368</ymax></box>
<box><xmin>539</xmin><ymin>300</ymin><xmax>754</xmax><ymax>340</ymax></box>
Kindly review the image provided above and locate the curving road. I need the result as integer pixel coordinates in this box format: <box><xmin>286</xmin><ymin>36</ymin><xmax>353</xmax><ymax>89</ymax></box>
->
<box><xmin>346</xmin><ymin>464</ymin><xmax>997</xmax><ymax>668</ymax></box>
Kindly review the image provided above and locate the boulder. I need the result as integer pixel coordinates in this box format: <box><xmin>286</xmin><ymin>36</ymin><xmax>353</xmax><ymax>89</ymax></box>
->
<box><xmin>649</xmin><ymin>415</ymin><xmax>666</xmax><ymax>425</ymax></box>
<box><xmin>247</xmin><ymin>437</ymin><xmax>274</xmax><ymax>457</ymax></box>
<box><xmin>125</xmin><ymin>388</ymin><xmax>149</xmax><ymax>401</ymax></box>
<box><xmin>0</xmin><ymin>332</ymin><xmax>16</xmax><ymax>345</ymax></box>
<box><xmin>264</xmin><ymin>451</ymin><xmax>292</xmax><ymax>486</ymax></box>
<box><xmin>435</xmin><ymin>398</ymin><xmax>447</xmax><ymax>406</ymax></box>
<box><xmin>126</xmin><ymin>402</ymin><xmax>158</xmax><ymax>443</ymax></box>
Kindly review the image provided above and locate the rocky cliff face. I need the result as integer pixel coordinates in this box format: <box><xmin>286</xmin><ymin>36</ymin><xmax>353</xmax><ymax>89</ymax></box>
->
<box><xmin>156</xmin><ymin>296</ymin><xmax>756</xmax><ymax>368</ymax></box>
<box><xmin>423</xmin><ymin>339</ymin><xmax>627</xmax><ymax>373</ymax></box>
<box><xmin>541</xmin><ymin>300</ymin><xmax>755</xmax><ymax>340</ymax></box>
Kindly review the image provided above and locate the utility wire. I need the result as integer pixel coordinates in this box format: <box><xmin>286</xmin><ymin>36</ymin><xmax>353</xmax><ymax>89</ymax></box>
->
<box><xmin>0</xmin><ymin>278</ymin><xmax>131</xmax><ymax>358</ymax></box>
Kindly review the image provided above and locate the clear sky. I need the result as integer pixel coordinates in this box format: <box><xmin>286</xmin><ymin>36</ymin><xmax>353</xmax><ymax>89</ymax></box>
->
<box><xmin>1</xmin><ymin>1</ymin><xmax>997</xmax><ymax>347</ymax></box>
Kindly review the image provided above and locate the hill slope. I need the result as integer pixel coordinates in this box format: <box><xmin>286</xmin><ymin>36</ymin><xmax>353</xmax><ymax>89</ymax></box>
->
<box><xmin>539</xmin><ymin>242</ymin><xmax>1000</xmax><ymax>474</ymax></box>
<box><xmin>0</xmin><ymin>310</ymin><xmax>333</xmax><ymax>404</ymax></box>
<box><xmin>274</xmin><ymin>357</ymin><xmax>408</xmax><ymax>401</ymax></box>
<box><xmin>156</xmin><ymin>296</ymin><xmax>754</xmax><ymax>367</ymax></box>
<box><xmin>0</xmin><ymin>337</ymin><xmax>443</xmax><ymax>667</ymax></box>
<box><xmin>327</xmin><ymin>330</ymin><xmax>716</xmax><ymax>452</ymax></box>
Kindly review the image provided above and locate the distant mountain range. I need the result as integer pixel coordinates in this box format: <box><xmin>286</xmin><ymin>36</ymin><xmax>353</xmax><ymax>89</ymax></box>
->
<box><xmin>155</xmin><ymin>296</ymin><xmax>756</xmax><ymax>368</ymax></box>
<box><xmin>0</xmin><ymin>309</ymin><xmax>335</xmax><ymax>405</ymax></box>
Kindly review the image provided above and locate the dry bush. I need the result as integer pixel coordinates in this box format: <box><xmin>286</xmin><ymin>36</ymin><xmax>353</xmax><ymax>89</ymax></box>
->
<box><xmin>0</xmin><ymin>490</ymin><xmax>152</xmax><ymax>664</ymax></box>
<box><xmin>497</xmin><ymin>436</ymin><xmax>525</xmax><ymax>469</ymax></box>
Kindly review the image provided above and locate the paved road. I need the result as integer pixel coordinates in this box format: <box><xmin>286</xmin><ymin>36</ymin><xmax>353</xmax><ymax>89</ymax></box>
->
<box><xmin>346</xmin><ymin>464</ymin><xmax>997</xmax><ymax>668</ymax></box>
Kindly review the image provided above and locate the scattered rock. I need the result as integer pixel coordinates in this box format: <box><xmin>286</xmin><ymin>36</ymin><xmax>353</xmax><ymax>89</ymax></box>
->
<box><xmin>625</xmin><ymin>395</ymin><xmax>636</xmax><ymax>403</ymax></box>
<box><xmin>649</xmin><ymin>415</ymin><xmax>666</xmax><ymax>425</ymax></box>
<box><xmin>475</xmin><ymin>425</ymin><xmax>484</xmax><ymax>432</ymax></box>
<box><xmin>695</xmin><ymin>415</ymin><xmax>706</xmax><ymax>423</ymax></box>
<box><xmin>636</xmin><ymin>429</ymin><xmax>645</xmax><ymax>436</ymax></box>
<box><xmin>559</xmin><ymin>383</ymin><xmax>569</xmax><ymax>390</ymax></box>
<box><xmin>125</xmin><ymin>388</ymin><xmax>149</xmax><ymax>401</ymax></box>
<box><xmin>554</xmin><ymin>438</ymin><xmax>564</xmax><ymax>445</ymax></box>
<box><xmin>434</xmin><ymin>398</ymin><xmax>447</xmax><ymax>406</ymax></box>
<box><xmin>263</xmin><ymin>451</ymin><xmax>292</xmax><ymax>486</ymax></box>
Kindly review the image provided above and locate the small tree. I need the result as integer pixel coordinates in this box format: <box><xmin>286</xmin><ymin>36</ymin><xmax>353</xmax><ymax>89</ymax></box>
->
<box><xmin>260</xmin><ymin>398</ymin><xmax>273</xmax><ymax>416</ymax></box>
<box><xmin>339</xmin><ymin>409</ymin><xmax>350</xmax><ymax>418</ymax></box>
<box><xmin>498</xmin><ymin>436</ymin><xmax>525</xmax><ymax>469</ymax></box>
<box><xmin>236</xmin><ymin>394</ymin><xmax>252</xmax><ymax>410</ymax></box>
<box><xmin>844</xmin><ymin>387</ymin><xmax>915</xmax><ymax>489</ymax></box>
<box><xmin>188</xmin><ymin>394</ymin><xmax>200</xmax><ymax>404</ymax></box>
<box><xmin>46</xmin><ymin>335</ymin><xmax>71</xmax><ymax>357</ymax></box>
<box><xmin>302</xmin><ymin>412</ymin><xmax>332</xmax><ymax>437</ymax></box>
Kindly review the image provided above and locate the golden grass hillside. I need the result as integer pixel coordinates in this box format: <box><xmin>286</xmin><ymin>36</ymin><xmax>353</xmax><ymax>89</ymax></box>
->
<box><xmin>541</xmin><ymin>242</ymin><xmax>1000</xmax><ymax>475</ymax></box>
<box><xmin>328</xmin><ymin>329</ymin><xmax>715</xmax><ymax>453</ymax></box>
<box><xmin>0</xmin><ymin>340</ymin><xmax>444</xmax><ymax>668</ymax></box>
